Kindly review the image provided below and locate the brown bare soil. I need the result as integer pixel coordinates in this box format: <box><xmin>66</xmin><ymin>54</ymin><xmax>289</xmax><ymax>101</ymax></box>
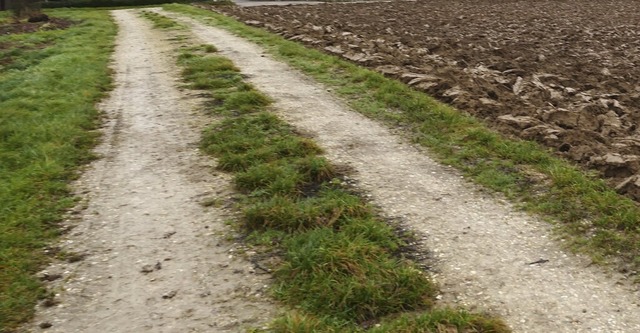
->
<box><xmin>214</xmin><ymin>0</ymin><xmax>640</xmax><ymax>199</ymax></box>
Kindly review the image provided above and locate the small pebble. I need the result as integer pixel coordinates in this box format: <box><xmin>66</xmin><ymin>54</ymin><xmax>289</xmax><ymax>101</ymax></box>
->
<box><xmin>162</xmin><ymin>290</ymin><xmax>177</xmax><ymax>299</ymax></box>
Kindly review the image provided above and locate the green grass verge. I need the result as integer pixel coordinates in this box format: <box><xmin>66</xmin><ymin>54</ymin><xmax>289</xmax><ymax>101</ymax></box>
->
<box><xmin>164</xmin><ymin>4</ymin><xmax>640</xmax><ymax>276</ymax></box>
<box><xmin>173</xmin><ymin>36</ymin><xmax>509</xmax><ymax>331</ymax></box>
<box><xmin>0</xmin><ymin>9</ymin><xmax>115</xmax><ymax>331</ymax></box>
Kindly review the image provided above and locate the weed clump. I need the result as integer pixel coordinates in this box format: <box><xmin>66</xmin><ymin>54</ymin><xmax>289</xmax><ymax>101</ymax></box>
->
<box><xmin>244</xmin><ymin>189</ymin><xmax>370</xmax><ymax>231</ymax></box>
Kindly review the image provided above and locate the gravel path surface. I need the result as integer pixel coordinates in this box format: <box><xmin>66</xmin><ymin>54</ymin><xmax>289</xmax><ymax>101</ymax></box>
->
<box><xmin>161</xmin><ymin>9</ymin><xmax>640</xmax><ymax>333</ymax></box>
<box><xmin>22</xmin><ymin>10</ymin><xmax>274</xmax><ymax>333</ymax></box>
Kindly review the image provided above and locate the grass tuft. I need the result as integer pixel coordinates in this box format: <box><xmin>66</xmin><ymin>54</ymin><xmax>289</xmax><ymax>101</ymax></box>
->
<box><xmin>370</xmin><ymin>309</ymin><xmax>511</xmax><ymax>333</ymax></box>
<box><xmin>202</xmin><ymin>113</ymin><xmax>322</xmax><ymax>173</ymax></box>
<box><xmin>269</xmin><ymin>311</ymin><xmax>357</xmax><ymax>333</ymax></box>
<box><xmin>244</xmin><ymin>189</ymin><xmax>371</xmax><ymax>231</ymax></box>
<box><xmin>275</xmin><ymin>227</ymin><xmax>435</xmax><ymax>322</ymax></box>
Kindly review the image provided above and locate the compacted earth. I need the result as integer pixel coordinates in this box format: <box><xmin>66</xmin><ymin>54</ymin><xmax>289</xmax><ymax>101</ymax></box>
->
<box><xmin>215</xmin><ymin>0</ymin><xmax>640</xmax><ymax>199</ymax></box>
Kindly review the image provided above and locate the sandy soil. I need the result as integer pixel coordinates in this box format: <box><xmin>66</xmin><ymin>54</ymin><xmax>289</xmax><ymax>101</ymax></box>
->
<box><xmin>21</xmin><ymin>10</ymin><xmax>274</xmax><ymax>333</ymax></box>
<box><xmin>161</xmin><ymin>9</ymin><xmax>640</xmax><ymax>333</ymax></box>
<box><xmin>216</xmin><ymin>0</ymin><xmax>640</xmax><ymax>200</ymax></box>
<box><xmin>22</xmin><ymin>6</ymin><xmax>640</xmax><ymax>333</ymax></box>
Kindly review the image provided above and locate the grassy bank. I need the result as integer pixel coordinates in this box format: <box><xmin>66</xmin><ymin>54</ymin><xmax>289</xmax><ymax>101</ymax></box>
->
<box><xmin>164</xmin><ymin>4</ymin><xmax>640</xmax><ymax>277</ymax></box>
<box><xmin>139</xmin><ymin>11</ymin><xmax>510</xmax><ymax>331</ymax></box>
<box><xmin>0</xmin><ymin>9</ymin><xmax>116</xmax><ymax>331</ymax></box>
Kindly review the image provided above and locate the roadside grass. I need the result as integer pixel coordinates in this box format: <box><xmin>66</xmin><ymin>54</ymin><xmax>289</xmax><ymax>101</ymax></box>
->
<box><xmin>164</xmin><ymin>4</ymin><xmax>640</xmax><ymax>276</ymax></box>
<box><xmin>171</xmin><ymin>22</ymin><xmax>509</xmax><ymax>330</ymax></box>
<box><xmin>0</xmin><ymin>9</ymin><xmax>115</xmax><ymax>331</ymax></box>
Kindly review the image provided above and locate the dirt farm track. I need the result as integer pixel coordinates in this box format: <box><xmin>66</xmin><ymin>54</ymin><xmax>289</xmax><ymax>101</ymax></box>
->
<box><xmin>217</xmin><ymin>0</ymin><xmax>640</xmax><ymax>198</ymax></box>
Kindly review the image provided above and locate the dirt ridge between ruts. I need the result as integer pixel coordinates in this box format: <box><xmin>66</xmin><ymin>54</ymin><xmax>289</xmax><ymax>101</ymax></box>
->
<box><xmin>158</xmin><ymin>9</ymin><xmax>640</xmax><ymax>333</ymax></box>
<box><xmin>21</xmin><ymin>9</ymin><xmax>274</xmax><ymax>332</ymax></box>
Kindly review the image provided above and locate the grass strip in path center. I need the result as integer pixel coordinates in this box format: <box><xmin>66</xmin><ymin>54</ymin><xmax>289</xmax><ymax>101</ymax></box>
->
<box><xmin>145</xmin><ymin>11</ymin><xmax>511</xmax><ymax>331</ymax></box>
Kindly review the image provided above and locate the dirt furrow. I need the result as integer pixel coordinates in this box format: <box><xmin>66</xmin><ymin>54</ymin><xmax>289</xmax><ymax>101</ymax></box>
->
<box><xmin>22</xmin><ymin>9</ymin><xmax>273</xmax><ymax>332</ymax></box>
<box><xmin>162</xmin><ymin>10</ymin><xmax>640</xmax><ymax>333</ymax></box>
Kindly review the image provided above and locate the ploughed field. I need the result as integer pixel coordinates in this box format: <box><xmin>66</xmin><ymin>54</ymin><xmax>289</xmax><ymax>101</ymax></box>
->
<box><xmin>216</xmin><ymin>0</ymin><xmax>640</xmax><ymax>199</ymax></box>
